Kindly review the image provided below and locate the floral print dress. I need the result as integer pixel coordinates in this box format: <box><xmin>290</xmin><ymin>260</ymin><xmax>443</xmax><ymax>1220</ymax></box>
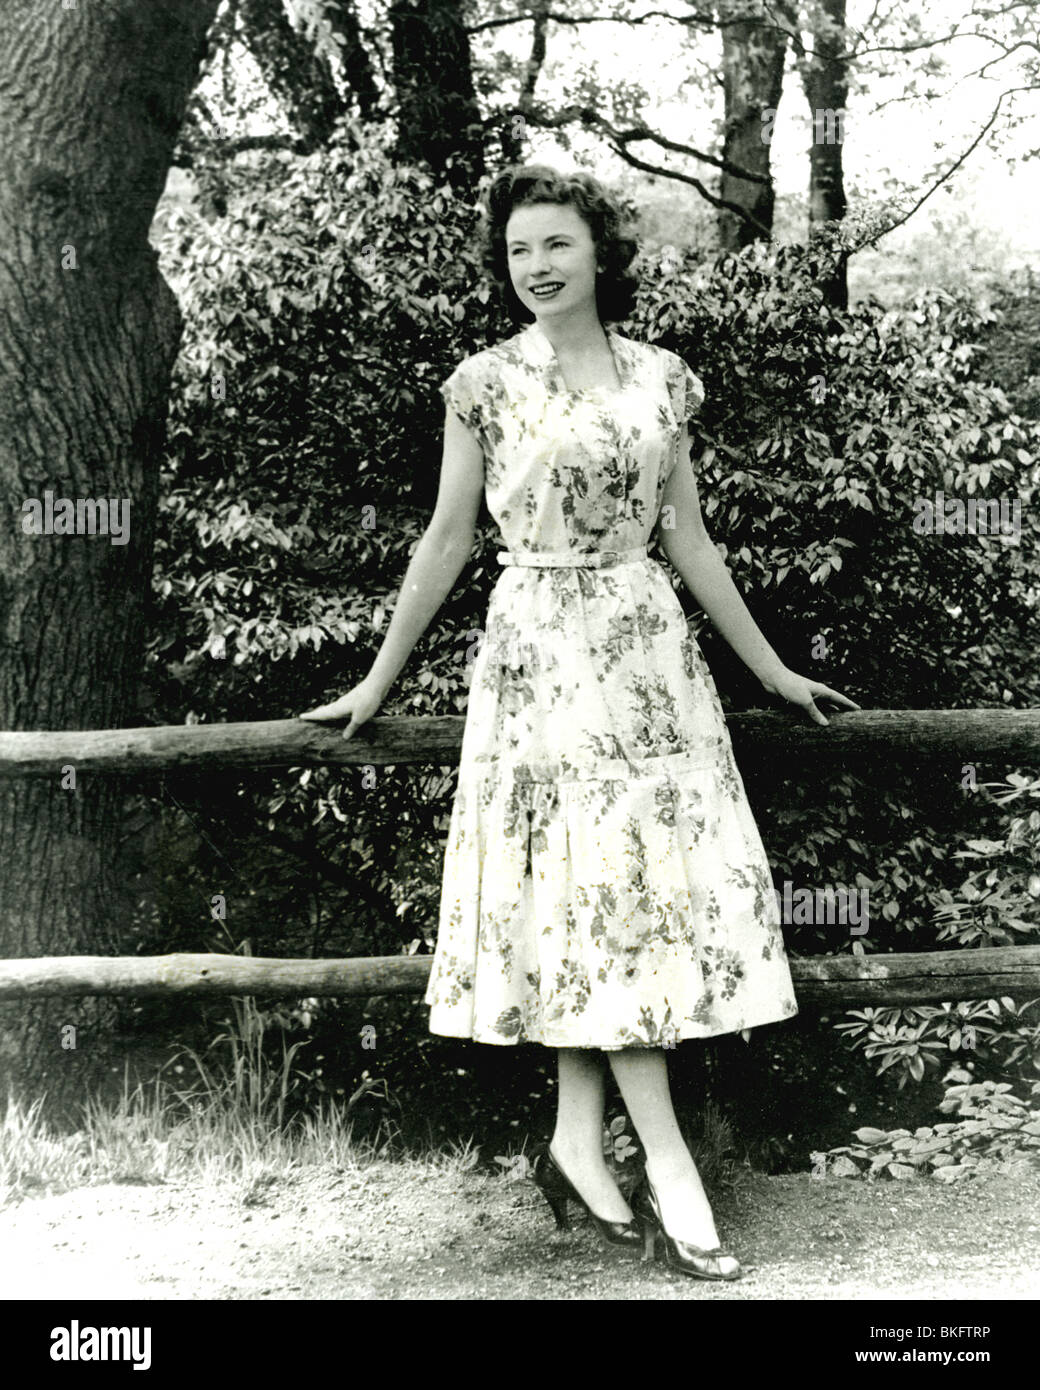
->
<box><xmin>424</xmin><ymin>319</ymin><xmax>799</xmax><ymax>1049</ymax></box>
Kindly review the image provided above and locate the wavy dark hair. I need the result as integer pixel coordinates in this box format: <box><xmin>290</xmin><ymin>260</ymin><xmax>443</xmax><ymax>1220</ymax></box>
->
<box><xmin>481</xmin><ymin>164</ymin><xmax>640</xmax><ymax>326</ymax></box>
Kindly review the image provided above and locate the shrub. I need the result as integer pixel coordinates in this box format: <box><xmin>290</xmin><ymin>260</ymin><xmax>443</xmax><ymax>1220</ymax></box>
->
<box><xmin>813</xmin><ymin>1070</ymin><xmax>1040</xmax><ymax>1181</ymax></box>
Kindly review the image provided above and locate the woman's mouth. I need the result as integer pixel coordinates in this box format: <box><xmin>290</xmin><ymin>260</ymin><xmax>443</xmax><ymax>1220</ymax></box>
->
<box><xmin>530</xmin><ymin>282</ymin><xmax>564</xmax><ymax>300</ymax></box>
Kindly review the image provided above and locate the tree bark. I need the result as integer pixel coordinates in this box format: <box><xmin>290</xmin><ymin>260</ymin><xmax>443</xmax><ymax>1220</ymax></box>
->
<box><xmin>500</xmin><ymin>0</ymin><xmax>549</xmax><ymax>165</ymax></box>
<box><xmin>390</xmin><ymin>0</ymin><xmax>484</xmax><ymax>189</ymax></box>
<box><xmin>718</xmin><ymin>12</ymin><xmax>788</xmax><ymax>248</ymax></box>
<box><xmin>800</xmin><ymin>0</ymin><xmax>849</xmax><ymax>308</ymax></box>
<box><xmin>236</xmin><ymin>0</ymin><xmax>366</xmax><ymax>153</ymax></box>
<box><xmin>324</xmin><ymin>0</ymin><xmax>380</xmax><ymax>120</ymax></box>
<box><xmin>0</xmin><ymin>0</ymin><xmax>219</xmax><ymax>1110</ymax></box>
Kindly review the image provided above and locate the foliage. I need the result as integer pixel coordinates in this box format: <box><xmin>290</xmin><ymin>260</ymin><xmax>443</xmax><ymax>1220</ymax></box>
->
<box><xmin>813</xmin><ymin>1071</ymin><xmax>1040</xmax><ymax>1182</ymax></box>
<box><xmin>833</xmin><ymin>772</ymin><xmax>1040</xmax><ymax>1089</ymax></box>
<box><xmin>835</xmin><ymin>998</ymin><xmax>1038</xmax><ymax>1086</ymax></box>
<box><xmin>975</xmin><ymin>267</ymin><xmax>1040</xmax><ymax>426</ymax></box>
<box><xmin>636</xmin><ymin>235</ymin><xmax>1040</xmax><ymax>716</ymax></box>
<box><xmin>931</xmin><ymin>772</ymin><xmax>1040</xmax><ymax>949</ymax></box>
<box><xmin>605</xmin><ymin>1112</ymin><xmax>640</xmax><ymax>1167</ymax></box>
<box><xmin>152</xmin><ymin>118</ymin><xmax>505</xmax><ymax>971</ymax></box>
<box><xmin>491</xmin><ymin>1114</ymin><xmax>640</xmax><ymax>1185</ymax></box>
<box><xmin>150</xmin><ymin>116</ymin><xmax>1040</xmax><ymax>1149</ymax></box>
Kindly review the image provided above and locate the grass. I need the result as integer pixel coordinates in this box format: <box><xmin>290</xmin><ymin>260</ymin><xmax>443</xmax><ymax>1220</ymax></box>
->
<box><xmin>0</xmin><ymin>994</ymin><xmax>746</xmax><ymax>1209</ymax></box>
<box><xmin>0</xmin><ymin>997</ymin><xmax>402</xmax><ymax>1206</ymax></box>
<box><xmin>5</xmin><ymin>1001</ymin><xmax>1038</xmax><ymax>1301</ymax></box>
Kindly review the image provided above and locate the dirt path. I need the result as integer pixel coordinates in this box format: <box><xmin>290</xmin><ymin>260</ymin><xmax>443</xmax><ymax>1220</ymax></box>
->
<box><xmin>2</xmin><ymin>1160</ymin><xmax>1039</xmax><ymax>1300</ymax></box>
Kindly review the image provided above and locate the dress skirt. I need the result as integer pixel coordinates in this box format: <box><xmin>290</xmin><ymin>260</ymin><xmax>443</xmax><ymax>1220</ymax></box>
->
<box><xmin>423</xmin><ymin>546</ymin><xmax>800</xmax><ymax>1049</ymax></box>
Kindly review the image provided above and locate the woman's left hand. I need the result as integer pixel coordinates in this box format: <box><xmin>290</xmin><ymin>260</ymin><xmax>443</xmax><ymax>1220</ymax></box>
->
<box><xmin>758</xmin><ymin>666</ymin><xmax>861</xmax><ymax>726</ymax></box>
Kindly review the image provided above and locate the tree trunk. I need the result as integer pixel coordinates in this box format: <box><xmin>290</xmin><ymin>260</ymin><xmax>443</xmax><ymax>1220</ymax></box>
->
<box><xmin>324</xmin><ymin>0</ymin><xmax>380</xmax><ymax>120</ymax></box>
<box><xmin>390</xmin><ymin>0</ymin><xmax>484</xmax><ymax>189</ymax></box>
<box><xmin>500</xmin><ymin>0</ymin><xmax>549</xmax><ymax>166</ymax></box>
<box><xmin>0</xmin><ymin>0</ymin><xmax>219</xmax><ymax>1111</ymax></box>
<box><xmin>800</xmin><ymin>0</ymin><xmax>849</xmax><ymax>309</ymax></box>
<box><xmin>718</xmin><ymin>14</ymin><xmax>788</xmax><ymax>249</ymax></box>
<box><xmin>238</xmin><ymin>0</ymin><xmax>366</xmax><ymax>153</ymax></box>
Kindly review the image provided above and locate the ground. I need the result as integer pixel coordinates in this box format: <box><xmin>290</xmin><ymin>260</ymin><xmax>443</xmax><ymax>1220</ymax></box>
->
<box><xmin>2</xmin><ymin>1159</ymin><xmax>1039</xmax><ymax>1300</ymax></box>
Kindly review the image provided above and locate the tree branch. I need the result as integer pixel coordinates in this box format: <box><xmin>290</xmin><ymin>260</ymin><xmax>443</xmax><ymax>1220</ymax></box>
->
<box><xmin>527</xmin><ymin>104</ymin><xmax>771</xmax><ymax>183</ymax></box>
<box><xmin>173</xmin><ymin>132</ymin><xmax>310</xmax><ymax>169</ymax></box>
<box><xmin>467</xmin><ymin>7</ymin><xmax>719</xmax><ymax>36</ymax></box>
<box><xmin>505</xmin><ymin>104</ymin><xmax>773</xmax><ymax>237</ymax></box>
<box><xmin>851</xmin><ymin>85</ymin><xmax>1032</xmax><ymax>251</ymax></box>
<box><xmin>468</xmin><ymin>4</ymin><xmax>1037</xmax><ymax>75</ymax></box>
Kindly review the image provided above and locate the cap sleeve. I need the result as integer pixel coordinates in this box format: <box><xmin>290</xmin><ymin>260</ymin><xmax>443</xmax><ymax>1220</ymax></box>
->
<box><xmin>439</xmin><ymin>359</ymin><xmax>486</xmax><ymax>452</ymax></box>
<box><xmin>676</xmin><ymin>358</ymin><xmax>705</xmax><ymax>426</ymax></box>
<box><xmin>661</xmin><ymin>353</ymin><xmax>705</xmax><ymax>488</ymax></box>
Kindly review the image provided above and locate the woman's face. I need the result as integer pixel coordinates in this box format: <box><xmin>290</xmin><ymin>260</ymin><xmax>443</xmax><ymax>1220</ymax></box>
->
<box><xmin>504</xmin><ymin>201</ymin><xmax>600</xmax><ymax>322</ymax></box>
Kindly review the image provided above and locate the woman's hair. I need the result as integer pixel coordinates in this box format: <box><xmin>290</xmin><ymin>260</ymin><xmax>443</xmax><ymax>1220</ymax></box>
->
<box><xmin>481</xmin><ymin>164</ymin><xmax>640</xmax><ymax>325</ymax></box>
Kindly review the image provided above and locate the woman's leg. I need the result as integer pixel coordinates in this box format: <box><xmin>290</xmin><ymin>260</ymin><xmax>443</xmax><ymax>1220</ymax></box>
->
<box><xmin>608</xmin><ymin>1048</ymin><xmax>726</xmax><ymax>1250</ymax></box>
<box><xmin>549</xmin><ymin>1048</ymin><xmax>632</xmax><ymax>1223</ymax></box>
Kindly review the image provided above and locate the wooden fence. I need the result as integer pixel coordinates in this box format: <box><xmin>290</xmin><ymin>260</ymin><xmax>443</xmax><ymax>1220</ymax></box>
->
<box><xmin>1</xmin><ymin>708</ymin><xmax>1039</xmax><ymax>1007</ymax></box>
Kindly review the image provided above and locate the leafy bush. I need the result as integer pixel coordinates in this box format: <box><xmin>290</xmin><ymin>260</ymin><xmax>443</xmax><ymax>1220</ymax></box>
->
<box><xmin>634</xmin><ymin>233</ymin><xmax>1040</xmax><ymax>1099</ymax></box>
<box><xmin>492</xmin><ymin>1113</ymin><xmax>640</xmax><ymax>1187</ymax></box>
<box><xmin>833</xmin><ymin>771</ymin><xmax>1040</xmax><ymax>1089</ymax></box>
<box><xmin>813</xmin><ymin>1070</ymin><xmax>1040</xmax><ymax>1181</ymax></box>
<box><xmin>932</xmin><ymin>772</ymin><xmax>1040</xmax><ymax>949</ymax></box>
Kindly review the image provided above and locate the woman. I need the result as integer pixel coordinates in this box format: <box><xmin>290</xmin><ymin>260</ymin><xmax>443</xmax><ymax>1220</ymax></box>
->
<box><xmin>300</xmin><ymin>165</ymin><xmax>859</xmax><ymax>1280</ymax></box>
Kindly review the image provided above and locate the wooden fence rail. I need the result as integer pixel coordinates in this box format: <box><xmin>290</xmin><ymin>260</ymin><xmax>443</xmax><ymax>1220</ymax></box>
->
<box><xmin>1</xmin><ymin>947</ymin><xmax>1039</xmax><ymax>1007</ymax></box>
<box><xmin>0</xmin><ymin>708</ymin><xmax>1038</xmax><ymax>776</ymax></box>
<box><xmin>1</xmin><ymin>709</ymin><xmax>1038</xmax><ymax>1008</ymax></box>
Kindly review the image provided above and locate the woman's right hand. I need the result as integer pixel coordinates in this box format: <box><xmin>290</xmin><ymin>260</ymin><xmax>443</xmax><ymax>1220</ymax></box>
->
<box><xmin>296</xmin><ymin>678</ymin><xmax>384</xmax><ymax>740</ymax></box>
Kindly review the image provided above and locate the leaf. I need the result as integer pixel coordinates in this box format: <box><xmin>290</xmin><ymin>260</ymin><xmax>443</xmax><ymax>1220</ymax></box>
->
<box><xmin>910</xmin><ymin>1136</ymin><xmax>950</xmax><ymax>1158</ymax></box>
<box><xmin>932</xmin><ymin>1165</ymin><xmax>969</xmax><ymax>1183</ymax></box>
<box><xmin>852</xmin><ymin>1126</ymin><xmax>889</xmax><ymax>1145</ymax></box>
<box><xmin>830</xmin><ymin>1155</ymin><xmax>861</xmax><ymax>1177</ymax></box>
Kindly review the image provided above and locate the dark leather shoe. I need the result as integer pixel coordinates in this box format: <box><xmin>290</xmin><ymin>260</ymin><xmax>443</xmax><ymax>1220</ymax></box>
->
<box><xmin>530</xmin><ymin>1142</ymin><xmax>642</xmax><ymax>1250</ymax></box>
<box><xmin>632</xmin><ymin>1173</ymin><xmax>743</xmax><ymax>1280</ymax></box>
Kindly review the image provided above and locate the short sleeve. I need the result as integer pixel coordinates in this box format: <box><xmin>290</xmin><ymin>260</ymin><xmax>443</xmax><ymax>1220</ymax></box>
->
<box><xmin>439</xmin><ymin>359</ymin><xmax>486</xmax><ymax>452</ymax></box>
<box><xmin>677</xmin><ymin>359</ymin><xmax>705</xmax><ymax>426</ymax></box>
<box><xmin>661</xmin><ymin>354</ymin><xmax>705</xmax><ymax>488</ymax></box>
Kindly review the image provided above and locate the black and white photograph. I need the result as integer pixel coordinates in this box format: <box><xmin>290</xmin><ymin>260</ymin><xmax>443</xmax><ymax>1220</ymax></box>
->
<box><xmin>1</xmin><ymin>0</ymin><xmax>1039</xmax><ymax>1343</ymax></box>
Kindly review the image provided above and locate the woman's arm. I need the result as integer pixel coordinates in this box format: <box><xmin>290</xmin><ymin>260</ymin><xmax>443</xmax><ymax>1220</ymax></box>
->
<box><xmin>657</xmin><ymin>430</ymin><xmax>859</xmax><ymax>726</ymax></box>
<box><xmin>298</xmin><ymin>407</ymin><xmax>485</xmax><ymax>737</ymax></box>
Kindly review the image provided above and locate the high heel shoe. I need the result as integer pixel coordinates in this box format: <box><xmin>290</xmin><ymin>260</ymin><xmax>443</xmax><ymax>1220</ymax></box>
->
<box><xmin>632</xmin><ymin>1173</ymin><xmax>743</xmax><ymax>1281</ymax></box>
<box><xmin>530</xmin><ymin>1143</ymin><xmax>642</xmax><ymax>1251</ymax></box>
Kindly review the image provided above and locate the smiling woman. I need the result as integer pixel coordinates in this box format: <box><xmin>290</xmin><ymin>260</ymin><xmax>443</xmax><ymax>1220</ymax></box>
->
<box><xmin>485</xmin><ymin>164</ymin><xmax>639</xmax><ymax>333</ymax></box>
<box><xmin>298</xmin><ymin>161</ymin><xmax>858</xmax><ymax>1281</ymax></box>
<box><xmin>503</xmin><ymin>201</ymin><xmax>626</xmax><ymax>392</ymax></box>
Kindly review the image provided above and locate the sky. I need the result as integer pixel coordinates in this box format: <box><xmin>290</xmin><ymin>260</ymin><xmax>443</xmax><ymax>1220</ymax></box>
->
<box><xmin>195</xmin><ymin>2</ymin><xmax>1040</xmax><ymax>271</ymax></box>
<box><xmin>482</xmin><ymin>1</ymin><xmax>1040</xmax><ymax>264</ymax></box>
